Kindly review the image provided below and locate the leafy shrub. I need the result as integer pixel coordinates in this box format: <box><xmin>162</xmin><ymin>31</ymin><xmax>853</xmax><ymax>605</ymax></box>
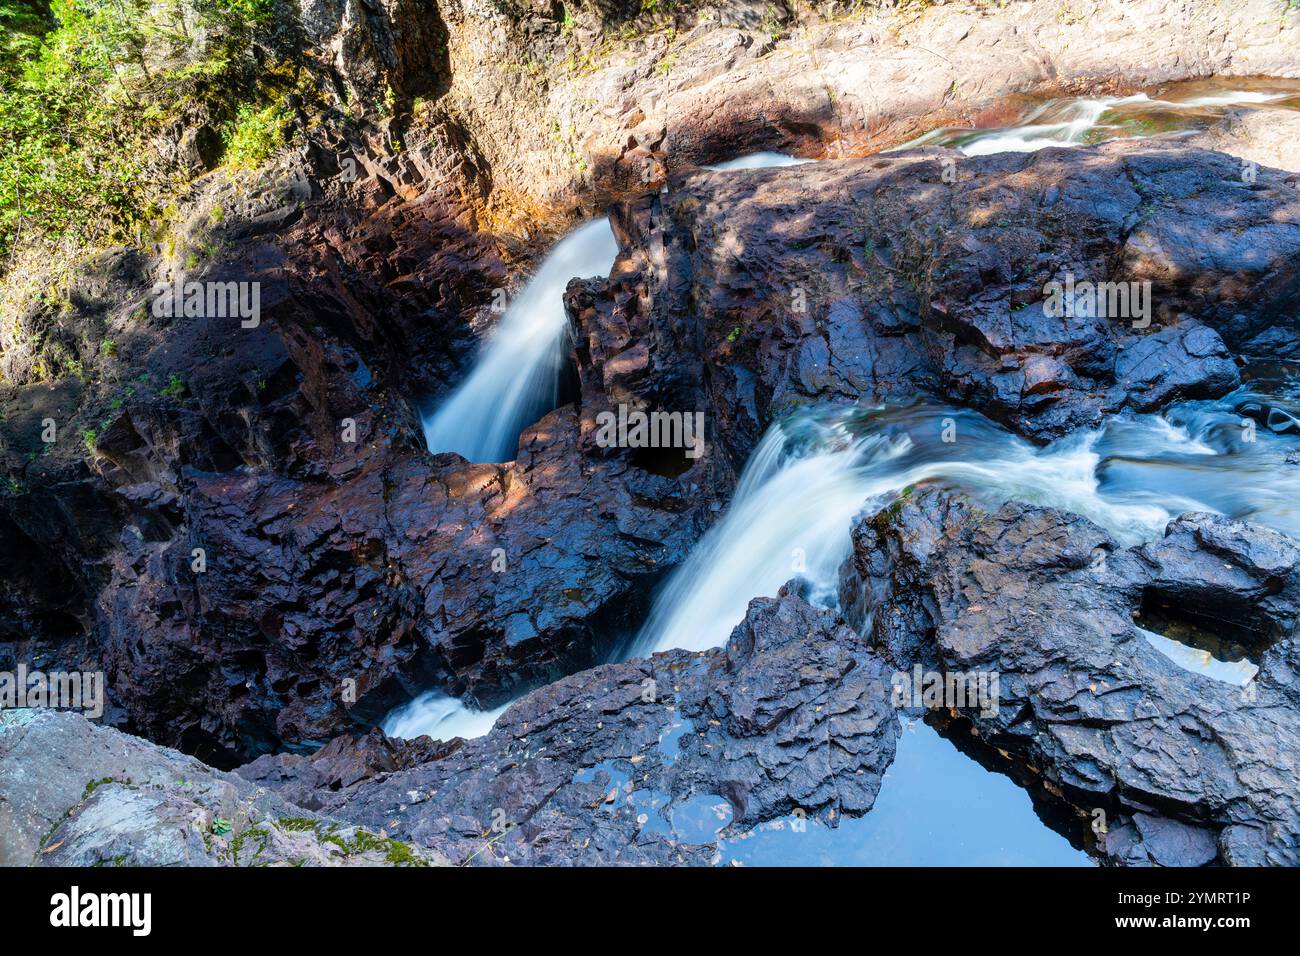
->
<box><xmin>0</xmin><ymin>0</ymin><xmax>285</xmax><ymax>268</ymax></box>
<box><xmin>222</xmin><ymin>102</ymin><xmax>287</xmax><ymax>169</ymax></box>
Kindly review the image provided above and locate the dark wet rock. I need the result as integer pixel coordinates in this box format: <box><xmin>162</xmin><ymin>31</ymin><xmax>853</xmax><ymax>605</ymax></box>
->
<box><xmin>849</xmin><ymin>487</ymin><xmax>1300</xmax><ymax>865</ymax></box>
<box><xmin>571</xmin><ymin>143</ymin><xmax>1299</xmax><ymax>469</ymax></box>
<box><xmin>98</xmin><ymin>405</ymin><xmax>716</xmax><ymax>766</ymax></box>
<box><xmin>0</xmin><ymin>150</ymin><xmax>720</xmax><ymax>765</ymax></box>
<box><xmin>0</xmin><ymin>709</ymin><xmax>443</xmax><ymax>866</ymax></box>
<box><xmin>237</xmin><ymin>592</ymin><xmax>900</xmax><ymax>865</ymax></box>
<box><xmin>238</xmin><ymin>728</ymin><xmax>459</xmax><ymax>812</ymax></box>
<box><xmin>1237</xmin><ymin>399</ymin><xmax>1300</xmax><ymax>436</ymax></box>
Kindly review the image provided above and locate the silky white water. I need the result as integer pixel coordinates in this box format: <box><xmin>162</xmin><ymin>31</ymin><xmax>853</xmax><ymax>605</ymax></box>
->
<box><xmin>635</xmin><ymin>399</ymin><xmax>1300</xmax><ymax>656</ymax></box>
<box><xmin>706</xmin><ymin>151</ymin><xmax>814</xmax><ymax>171</ymax></box>
<box><xmin>421</xmin><ymin>218</ymin><xmax>619</xmax><ymax>463</ymax></box>
<box><xmin>382</xmin><ymin>690</ymin><xmax>510</xmax><ymax>741</ymax></box>
<box><xmin>390</xmin><ymin>150</ymin><xmax>820</xmax><ymax>742</ymax></box>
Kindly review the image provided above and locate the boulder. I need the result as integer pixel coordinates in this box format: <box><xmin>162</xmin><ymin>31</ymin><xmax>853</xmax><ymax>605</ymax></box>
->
<box><xmin>0</xmin><ymin>709</ymin><xmax>443</xmax><ymax>866</ymax></box>
<box><xmin>849</xmin><ymin>487</ymin><xmax>1300</xmax><ymax>865</ymax></box>
<box><xmin>238</xmin><ymin>592</ymin><xmax>901</xmax><ymax>865</ymax></box>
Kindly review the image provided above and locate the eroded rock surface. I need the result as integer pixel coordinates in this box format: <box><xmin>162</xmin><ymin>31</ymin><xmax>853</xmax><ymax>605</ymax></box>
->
<box><xmin>572</xmin><ymin>142</ymin><xmax>1299</xmax><ymax>469</ymax></box>
<box><xmin>97</xmin><ymin>405</ymin><xmax>719</xmax><ymax>766</ymax></box>
<box><xmin>849</xmin><ymin>487</ymin><xmax>1300</xmax><ymax>865</ymax></box>
<box><xmin>238</xmin><ymin>592</ymin><xmax>900</xmax><ymax>865</ymax></box>
<box><xmin>0</xmin><ymin>709</ymin><xmax>443</xmax><ymax>866</ymax></box>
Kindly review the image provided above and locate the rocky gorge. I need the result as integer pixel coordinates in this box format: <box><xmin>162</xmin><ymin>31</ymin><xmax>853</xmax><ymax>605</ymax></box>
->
<box><xmin>2</xmin><ymin>0</ymin><xmax>1300</xmax><ymax>868</ymax></box>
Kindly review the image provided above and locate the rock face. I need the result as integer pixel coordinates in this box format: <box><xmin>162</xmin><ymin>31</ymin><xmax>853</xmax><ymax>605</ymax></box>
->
<box><xmin>1187</xmin><ymin>107</ymin><xmax>1300</xmax><ymax>177</ymax></box>
<box><xmin>0</xmin><ymin>709</ymin><xmax>444</xmax><ymax>866</ymax></box>
<box><xmin>6</xmin><ymin>139</ymin><xmax>1299</xmax><ymax>770</ymax></box>
<box><xmin>848</xmin><ymin>487</ymin><xmax>1300</xmax><ymax>865</ymax></box>
<box><xmin>98</xmin><ymin>406</ymin><xmax>717</xmax><ymax>766</ymax></box>
<box><xmin>238</xmin><ymin>592</ymin><xmax>901</xmax><ymax>865</ymax></box>
<box><xmin>0</xmin><ymin>155</ymin><xmax>729</xmax><ymax>766</ymax></box>
<box><xmin>572</xmin><ymin>142</ymin><xmax>1299</xmax><ymax>470</ymax></box>
<box><xmin>426</xmin><ymin>0</ymin><xmax>1300</xmax><ymax>220</ymax></box>
<box><xmin>3</xmin><ymin>0</ymin><xmax>1300</xmax><ymax>869</ymax></box>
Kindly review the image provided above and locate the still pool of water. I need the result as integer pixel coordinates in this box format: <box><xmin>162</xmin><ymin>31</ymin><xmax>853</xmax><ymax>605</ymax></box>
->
<box><xmin>717</xmin><ymin>719</ymin><xmax>1092</xmax><ymax>866</ymax></box>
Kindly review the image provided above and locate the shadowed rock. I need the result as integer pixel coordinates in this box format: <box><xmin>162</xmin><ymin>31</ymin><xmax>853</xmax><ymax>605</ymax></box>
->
<box><xmin>570</xmin><ymin>142</ymin><xmax>1298</xmax><ymax>471</ymax></box>
<box><xmin>848</xmin><ymin>487</ymin><xmax>1300</xmax><ymax>865</ymax></box>
<box><xmin>98</xmin><ymin>405</ymin><xmax>720</xmax><ymax>766</ymax></box>
<box><xmin>238</xmin><ymin>592</ymin><xmax>900</xmax><ymax>865</ymax></box>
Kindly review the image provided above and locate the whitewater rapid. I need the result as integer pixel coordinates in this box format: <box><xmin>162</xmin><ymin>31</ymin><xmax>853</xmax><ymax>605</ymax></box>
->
<box><xmin>634</xmin><ymin>399</ymin><xmax>1300</xmax><ymax>656</ymax></box>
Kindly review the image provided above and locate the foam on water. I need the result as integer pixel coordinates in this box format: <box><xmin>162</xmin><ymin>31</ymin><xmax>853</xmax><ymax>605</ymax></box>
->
<box><xmin>705</xmin><ymin>151</ymin><xmax>813</xmax><ymax>171</ymax></box>
<box><xmin>382</xmin><ymin>690</ymin><xmax>510</xmax><ymax>741</ymax></box>
<box><xmin>635</xmin><ymin>400</ymin><xmax>1300</xmax><ymax>656</ymax></box>
<box><xmin>892</xmin><ymin>88</ymin><xmax>1300</xmax><ymax>157</ymax></box>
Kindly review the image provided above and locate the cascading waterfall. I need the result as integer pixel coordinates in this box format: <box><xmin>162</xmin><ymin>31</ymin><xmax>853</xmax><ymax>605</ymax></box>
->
<box><xmin>382</xmin><ymin>691</ymin><xmax>510</xmax><ymax>742</ymax></box>
<box><xmin>389</xmin><ymin>151</ymin><xmax>814</xmax><ymax>742</ymax></box>
<box><xmin>705</xmin><ymin>152</ymin><xmax>814</xmax><ymax>171</ymax></box>
<box><xmin>635</xmin><ymin>395</ymin><xmax>1300</xmax><ymax>657</ymax></box>
<box><xmin>421</xmin><ymin>218</ymin><xmax>619</xmax><ymax>463</ymax></box>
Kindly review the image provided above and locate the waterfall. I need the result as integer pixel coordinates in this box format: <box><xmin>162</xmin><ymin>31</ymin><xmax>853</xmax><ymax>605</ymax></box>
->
<box><xmin>634</xmin><ymin>397</ymin><xmax>1300</xmax><ymax>656</ymax></box>
<box><xmin>422</xmin><ymin>218</ymin><xmax>619</xmax><ymax>463</ymax></box>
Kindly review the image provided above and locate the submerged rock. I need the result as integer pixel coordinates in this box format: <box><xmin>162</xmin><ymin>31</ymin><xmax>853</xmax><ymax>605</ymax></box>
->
<box><xmin>849</xmin><ymin>487</ymin><xmax>1300</xmax><ymax>865</ymax></box>
<box><xmin>237</xmin><ymin>592</ymin><xmax>900</xmax><ymax>865</ymax></box>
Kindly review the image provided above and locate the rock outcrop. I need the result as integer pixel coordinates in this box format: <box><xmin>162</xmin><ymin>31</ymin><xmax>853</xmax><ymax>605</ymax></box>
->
<box><xmin>426</xmin><ymin>0</ymin><xmax>1300</xmax><ymax>219</ymax></box>
<box><xmin>98</xmin><ymin>406</ymin><xmax>718</xmax><ymax>765</ymax></box>
<box><xmin>238</xmin><ymin>592</ymin><xmax>900</xmax><ymax>865</ymax></box>
<box><xmin>0</xmin><ymin>709</ymin><xmax>444</xmax><ymax>866</ymax></box>
<box><xmin>572</xmin><ymin>142</ymin><xmax>1299</xmax><ymax>470</ymax></box>
<box><xmin>849</xmin><ymin>487</ymin><xmax>1300</xmax><ymax>865</ymax></box>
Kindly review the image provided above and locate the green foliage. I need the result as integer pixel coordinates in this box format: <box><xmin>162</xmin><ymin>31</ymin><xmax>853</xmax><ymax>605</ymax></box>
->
<box><xmin>160</xmin><ymin>372</ymin><xmax>186</xmax><ymax>399</ymax></box>
<box><xmin>221</xmin><ymin>0</ymin><xmax>274</xmax><ymax>23</ymax></box>
<box><xmin>0</xmin><ymin>0</ymin><xmax>284</xmax><ymax>266</ymax></box>
<box><xmin>222</xmin><ymin>102</ymin><xmax>286</xmax><ymax>169</ymax></box>
<box><xmin>0</xmin><ymin>1</ymin><xmax>52</xmax><ymax>84</ymax></box>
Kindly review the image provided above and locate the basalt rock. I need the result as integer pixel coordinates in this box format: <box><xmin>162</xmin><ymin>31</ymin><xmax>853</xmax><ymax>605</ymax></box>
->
<box><xmin>849</xmin><ymin>487</ymin><xmax>1300</xmax><ymax>865</ymax></box>
<box><xmin>0</xmin><ymin>154</ymin><xmax>719</xmax><ymax>766</ymax></box>
<box><xmin>572</xmin><ymin>142</ymin><xmax>1300</xmax><ymax>469</ymax></box>
<box><xmin>426</xmin><ymin>0</ymin><xmax>1300</xmax><ymax>221</ymax></box>
<box><xmin>236</xmin><ymin>591</ymin><xmax>901</xmax><ymax>865</ymax></box>
<box><xmin>0</xmin><ymin>709</ymin><xmax>444</xmax><ymax>866</ymax></box>
<box><xmin>97</xmin><ymin>405</ymin><xmax>717</xmax><ymax>767</ymax></box>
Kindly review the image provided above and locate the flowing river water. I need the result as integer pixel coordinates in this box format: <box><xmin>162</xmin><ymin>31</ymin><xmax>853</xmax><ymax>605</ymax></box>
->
<box><xmin>389</xmin><ymin>83</ymin><xmax>1300</xmax><ymax>862</ymax></box>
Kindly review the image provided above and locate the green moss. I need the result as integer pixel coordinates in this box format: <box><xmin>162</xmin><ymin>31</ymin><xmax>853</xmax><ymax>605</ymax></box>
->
<box><xmin>276</xmin><ymin>816</ymin><xmax>320</xmax><ymax>832</ymax></box>
<box><xmin>874</xmin><ymin>484</ymin><xmax>915</xmax><ymax>531</ymax></box>
<box><xmin>81</xmin><ymin>776</ymin><xmax>114</xmax><ymax>800</ymax></box>
<box><xmin>320</xmin><ymin>827</ymin><xmax>428</xmax><ymax>867</ymax></box>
